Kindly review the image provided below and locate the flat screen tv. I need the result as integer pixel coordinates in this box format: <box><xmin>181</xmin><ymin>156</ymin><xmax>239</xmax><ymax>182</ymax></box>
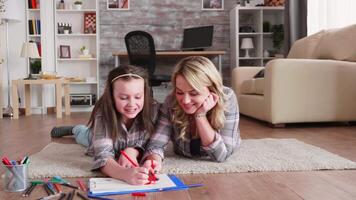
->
<box><xmin>182</xmin><ymin>25</ymin><xmax>214</xmax><ymax>50</ymax></box>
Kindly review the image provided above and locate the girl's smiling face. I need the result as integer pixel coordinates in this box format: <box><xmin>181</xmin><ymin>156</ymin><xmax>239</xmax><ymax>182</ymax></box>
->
<box><xmin>112</xmin><ymin>78</ymin><xmax>145</xmax><ymax>124</ymax></box>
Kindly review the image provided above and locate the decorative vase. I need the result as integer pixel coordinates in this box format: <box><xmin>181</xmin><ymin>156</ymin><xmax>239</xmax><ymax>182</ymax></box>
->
<box><xmin>263</xmin><ymin>50</ymin><xmax>270</xmax><ymax>57</ymax></box>
<box><xmin>82</xmin><ymin>49</ymin><xmax>89</xmax><ymax>55</ymax></box>
<box><xmin>74</xmin><ymin>4</ymin><xmax>82</xmax><ymax>10</ymax></box>
<box><xmin>58</xmin><ymin>0</ymin><xmax>65</xmax><ymax>9</ymax></box>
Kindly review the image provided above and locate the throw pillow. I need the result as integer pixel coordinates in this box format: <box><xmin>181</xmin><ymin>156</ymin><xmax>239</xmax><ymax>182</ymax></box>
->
<box><xmin>314</xmin><ymin>24</ymin><xmax>356</xmax><ymax>62</ymax></box>
<box><xmin>287</xmin><ymin>30</ymin><xmax>325</xmax><ymax>59</ymax></box>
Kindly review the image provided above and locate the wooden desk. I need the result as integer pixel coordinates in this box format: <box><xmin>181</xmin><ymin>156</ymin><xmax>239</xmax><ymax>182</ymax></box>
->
<box><xmin>112</xmin><ymin>50</ymin><xmax>226</xmax><ymax>73</ymax></box>
<box><xmin>11</xmin><ymin>79</ymin><xmax>71</xmax><ymax>119</ymax></box>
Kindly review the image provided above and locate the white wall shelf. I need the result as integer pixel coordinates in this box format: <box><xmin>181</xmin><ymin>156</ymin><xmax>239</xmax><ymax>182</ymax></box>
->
<box><xmin>54</xmin><ymin>0</ymin><xmax>99</xmax><ymax>111</ymax></box>
<box><xmin>230</xmin><ymin>6</ymin><xmax>284</xmax><ymax>67</ymax></box>
<box><xmin>26</xmin><ymin>1</ymin><xmax>42</xmax><ymax>74</ymax></box>
<box><xmin>238</xmin><ymin>57</ymin><xmax>263</xmax><ymax>60</ymax></box>
<box><xmin>238</xmin><ymin>33</ymin><xmax>263</xmax><ymax>36</ymax></box>
<box><xmin>57</xmin><ymin>33</ymin><xmax>96</xmax><ymax>37</ymax></box>
<box><xmin>57</xmin><ymin>58</ymin><xmax>97</xmax><ymax>61</ymax></box>
<box><xmin>69</xmin><ymin>82</ymin><xmax>98</xmax><ymax>85</ymax></box>
<box><xmin>56</xmin><ymin>9</ymin><xmax>96</xmax><ymax>13</ymax></box>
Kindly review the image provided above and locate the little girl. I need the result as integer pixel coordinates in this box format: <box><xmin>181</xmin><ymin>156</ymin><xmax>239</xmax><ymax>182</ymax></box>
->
<box><xmin>51</xmin><ymin>65</ymin><xmax>159</xmax><ymax>185</ymax></box>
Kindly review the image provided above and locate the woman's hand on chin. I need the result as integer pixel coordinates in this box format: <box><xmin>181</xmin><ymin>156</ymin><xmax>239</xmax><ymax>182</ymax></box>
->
<box><xmin>195</xmin><ymin>92</ymin><xmax>219</xmax><ymax>116</ymax></box>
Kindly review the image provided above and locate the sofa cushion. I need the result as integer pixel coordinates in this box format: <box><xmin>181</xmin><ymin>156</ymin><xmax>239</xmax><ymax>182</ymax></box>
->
<box><xmin>254</xmin><ymin>78</ymin><xmax>265</xmax><ymax>95</ymax></box>
<box><xmin>314</xmin><ymin>24</ymin><xmax>356</xmax><ymax>61</ymax></box>
<box><xmin>241</xmin><ymin>79</ymin><xmax>255</xmax><ymax>94</ymax></box>
<box><xmin>241</xmin><ymin>78</ymin><xmax>264</xmax><ymax>95</ymax></box>
<box><xmin>287</xmin><ymin>30</ymin><xmax>325</xmax><ymax>59</ymax></box>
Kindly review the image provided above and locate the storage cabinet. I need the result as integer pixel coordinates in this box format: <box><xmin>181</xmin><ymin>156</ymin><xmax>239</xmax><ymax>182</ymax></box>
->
<box><xmin>230</xmin><ymin>6</ymin><xmax>284</xmax><ymax>68</ymax></box>
<box><xmin>54</xmin><ymin>0</ymin><xmax>99</xmax><ymax>112</ymax></box>
<box><xmin>26</xmin><ymin>0</ymin><xmax>42</xmax><ymax>75</ymax></box>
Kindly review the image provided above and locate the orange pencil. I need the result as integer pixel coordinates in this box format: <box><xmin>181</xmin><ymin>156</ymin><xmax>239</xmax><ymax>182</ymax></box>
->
<box><xmin>53</xmin><ymin>183</ymin><xmax>62</xmax><ymax>193</ymax></box>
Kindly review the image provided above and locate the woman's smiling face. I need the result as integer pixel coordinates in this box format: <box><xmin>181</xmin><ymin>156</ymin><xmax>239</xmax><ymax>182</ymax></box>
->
<box><xmin>174</xmin><ymin>75</ymin><xmax>209</xmax><ymax>114</ymax></box>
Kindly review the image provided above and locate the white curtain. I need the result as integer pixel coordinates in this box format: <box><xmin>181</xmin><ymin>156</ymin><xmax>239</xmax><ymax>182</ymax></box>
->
<box><xmin>307</xmin><ymin>0</ymin><xmax>356</xmax><ymax>35</ymax></box>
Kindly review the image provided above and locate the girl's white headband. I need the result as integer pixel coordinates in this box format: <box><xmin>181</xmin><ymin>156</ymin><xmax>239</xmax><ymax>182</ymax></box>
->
<box><xmin>111</xmin><ymin>73</ymin><xmax>143</xmax><ymax>83</ymax></box>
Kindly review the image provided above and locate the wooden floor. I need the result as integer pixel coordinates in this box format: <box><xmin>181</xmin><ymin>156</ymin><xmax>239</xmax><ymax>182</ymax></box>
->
<box><xmin>1</xmin><ymin>113</ymin><xmax>356</xmax><ymax>200</ymax></box>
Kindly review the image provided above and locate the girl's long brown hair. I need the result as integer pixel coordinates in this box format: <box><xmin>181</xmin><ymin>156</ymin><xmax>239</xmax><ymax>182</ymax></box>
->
<box><xmin>88</xmin><ymin>65</ymin><xmax>154</xmax><ymax>139</ymax></box>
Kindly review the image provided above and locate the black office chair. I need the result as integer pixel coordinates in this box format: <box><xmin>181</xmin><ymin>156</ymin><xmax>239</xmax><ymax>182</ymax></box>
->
<box><xmin>124</xmin><ymin>30</ymin><xmax>171</xmax><ymax>87</ymax></box>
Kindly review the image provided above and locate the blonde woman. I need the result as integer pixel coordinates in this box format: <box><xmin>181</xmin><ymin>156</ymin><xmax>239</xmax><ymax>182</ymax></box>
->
<box><xmin>143</xmin><ymin>56</ymin><xmax>241</xmax><ymax>172</ymax></box>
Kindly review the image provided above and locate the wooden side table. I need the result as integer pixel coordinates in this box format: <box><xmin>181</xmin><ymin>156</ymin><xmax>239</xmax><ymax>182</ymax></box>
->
<box><xmin>11</xmin><ymin>79</ymin><xmax>70</xmax><ymax>119</ymax></box>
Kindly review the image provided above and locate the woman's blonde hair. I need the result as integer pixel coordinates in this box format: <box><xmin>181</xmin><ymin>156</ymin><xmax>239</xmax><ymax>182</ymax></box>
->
<box><xmin>171</xmin><ymin>56</ymin><xmax>225</xmax><ymax>139</ymax></box>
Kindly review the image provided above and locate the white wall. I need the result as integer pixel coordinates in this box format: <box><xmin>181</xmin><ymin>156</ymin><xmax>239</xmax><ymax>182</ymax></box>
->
<box><xmin>0</xmin><ymin>2</ymin><xmax>27</xmax><ymax>109</ymax></box>
<box><xmin>1</xmin><ymin>0</ymin><xmax>55</xmax><ymax>113</ymax></box>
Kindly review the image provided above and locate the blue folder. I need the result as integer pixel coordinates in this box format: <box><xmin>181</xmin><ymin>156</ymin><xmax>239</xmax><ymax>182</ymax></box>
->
<box><xmin>88</xmin><ymin>174</ymin><xmax>189</xmax><ymax>197</ymax></box>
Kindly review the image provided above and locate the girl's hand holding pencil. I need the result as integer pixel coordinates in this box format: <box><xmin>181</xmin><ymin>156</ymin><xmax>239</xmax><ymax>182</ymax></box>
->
<box><xmin>121</xmin><ymin>166</ymin><xmax>150</xmax><ymax>185</ymax></box>
<box><xmin>120</xmin><ymin>150</ymin><xmax>150</xmax><ymax>185</ymax></box>
<box><xmin>143</xmin><ymin>156</ymin><xmax>162</xmax><ymax>173</ymax></box>
<box><xmin>117</xmin><ymin>148</ymin><xmax>139</xmax><ymax>168</ymax></box>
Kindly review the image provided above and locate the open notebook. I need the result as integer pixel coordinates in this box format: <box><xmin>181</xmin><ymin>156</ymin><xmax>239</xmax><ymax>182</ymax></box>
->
<box><xmin>89</xmin><ymin>174</ymin><xmax>188</xmax><ymax>196</ymax></box>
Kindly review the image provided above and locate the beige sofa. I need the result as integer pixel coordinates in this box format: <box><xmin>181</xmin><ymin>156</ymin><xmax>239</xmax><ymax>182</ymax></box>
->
<box><xmin>232</xmin><ymin>24</ymin><xmax>356</xmax><ymax>125</ymax></box>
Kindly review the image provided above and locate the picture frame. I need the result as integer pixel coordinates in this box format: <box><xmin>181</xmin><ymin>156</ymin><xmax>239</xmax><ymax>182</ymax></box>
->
<box><xmin>84</xmin><ymin>12</ymin><xmax>96</xmax><ymax>34</ymax></box>
<box><xmin>202</xmin><ymin>0</ymin><xmax>224</xmax><ymax>10</ymax></box>
<box><xmin>59</xmin><ymin>45</ymin><xmax>71</xmax><ymax>59</ymax></box>
<box><xmin>107</xmin><ymin>0</ymin><xmax>130</xmax><ymax>10</ymax></box>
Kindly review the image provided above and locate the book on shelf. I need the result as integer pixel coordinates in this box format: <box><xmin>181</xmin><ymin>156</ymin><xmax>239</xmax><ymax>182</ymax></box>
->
<box><xmin>28</xmin><ymin>19</ymin><xmax>41</xmax><ymax>35</ymax></box>
<box><xmin>37</xmin><ymin>20</ymin><xmax>41</xmax><ymax>34</ymax></box>
<box><xmin>28</xmin><ymin>0</ymin><xmax>38</xmax><ymax>9</ymax></box>
<box><xmin>28</xmin><ymin>20</ymin><xmax>34</xmax><ymax>35</ymax></box>
<box><xmin>36</xmin><ymin>42</ymin><xmax>41</xmax><ymax>57</ymax></box>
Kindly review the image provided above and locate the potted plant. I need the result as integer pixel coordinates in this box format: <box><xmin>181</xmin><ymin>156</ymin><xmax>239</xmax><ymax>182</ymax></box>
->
<box><xmin>271</xmin><ymin>24</ymin><xmax>284</xmax><ymax>55</ymax></box>
<box><xmin>74</xmin><ymin>0</ymin><xmax>83</xmax><ymax>10</ymax></box>
<box><xmin>80</xmin><ymin>46</ymin><xmax>89</xmax><ymax>55</ymax></box>
<box><xmin>263</xmin><ymin>21</ymin><xmax>271</xmax><ymax>32</ymax></box>
<box><xmin>30</xmin><ymin>60</ymin><xmax>41</xmax><ymax>75</ymax></box>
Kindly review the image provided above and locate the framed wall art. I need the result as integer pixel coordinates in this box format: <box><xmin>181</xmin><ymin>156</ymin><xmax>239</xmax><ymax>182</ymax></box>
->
<box><xmin>84</xmin><ymin>12</ymin><xmax>96</xmax><ymax>34</ymax></box>
<box><xmin>202</xmin><ymin>0</ymin><xmax>224</xmax><ymax>10</ymax></box>
<box><xmin>107</xmin><ymin>0</ymin><xmax>130</xmax><ymax>10</ymax></box>
<box><xmin>60</xmin><ymin>45</ymin><xmax>71</xmax><ymax>58</ymax></box>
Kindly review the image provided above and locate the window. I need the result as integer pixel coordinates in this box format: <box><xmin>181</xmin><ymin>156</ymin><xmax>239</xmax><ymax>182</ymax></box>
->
<box><xmin>308</xmin><ymin>0</ymin><xmax>356</xmax><ymax>35</ymax></box>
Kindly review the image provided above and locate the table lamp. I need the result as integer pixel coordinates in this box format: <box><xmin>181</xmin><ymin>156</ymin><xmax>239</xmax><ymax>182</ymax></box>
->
<box><xmin>21</xmin><ymin>41</ymin><xmax>41</xmax><ymax>79</ymax></box>
<box><xmin>241</xmin><ymin>38</ymin><xmax>254</xmax><ymax>58</ymax></box>
<box><xmin>0</xmin><ymin>0</ymin><xmax>22</xmax><ymax>117</ymax></box>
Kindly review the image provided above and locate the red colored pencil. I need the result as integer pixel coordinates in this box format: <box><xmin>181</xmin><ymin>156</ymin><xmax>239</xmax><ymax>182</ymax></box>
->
<box><xmin>150</xmin><ymin>160</ymin><xmax>158</xmax><ymax>182</ymax></box>
<box><xmin>120</xmin><ymin>150</ymin><xmax>138</xmax><ymax>167</ymax></box>
<box><xmin>131</xmin><ymin>192</ymin><xmax>146</xmax><ymax>197</ymax></box>
<box><xmin>76</xmin><ymin>180</ymin><xmax>87</xmax><ymax>191</ymax></box>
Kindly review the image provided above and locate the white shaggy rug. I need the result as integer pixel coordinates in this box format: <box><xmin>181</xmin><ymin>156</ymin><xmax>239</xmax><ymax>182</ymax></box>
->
<box><xmin>28</xmin><ymin>138</ymin><xmax>356</xmax><ymax>178</ymax></box>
